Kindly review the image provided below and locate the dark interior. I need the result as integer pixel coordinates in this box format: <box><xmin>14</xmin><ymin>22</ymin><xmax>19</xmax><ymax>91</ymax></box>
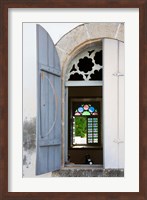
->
<box><xmin>68</xmin><ymin>86</ymin><xmax>103</xmax><ymax>165</ymax></box>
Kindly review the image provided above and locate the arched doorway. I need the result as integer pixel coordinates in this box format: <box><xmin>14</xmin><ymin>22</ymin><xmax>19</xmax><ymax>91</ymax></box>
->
<box><xmin>57</xmin><ymin>23</ymin><xmax>124</xmax><ymax>169</ymax></box>
<box><xmin>64</xmin><ymin>42</ymin><xmax>103</xmax><ymax>165</ymax></box>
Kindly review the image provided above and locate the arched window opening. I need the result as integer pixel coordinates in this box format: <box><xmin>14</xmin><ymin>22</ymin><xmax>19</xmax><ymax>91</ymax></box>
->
<box><xmin>72</xmin><ymin>103</ymin><xmax>99</xmax><ymax>146</ymax></box>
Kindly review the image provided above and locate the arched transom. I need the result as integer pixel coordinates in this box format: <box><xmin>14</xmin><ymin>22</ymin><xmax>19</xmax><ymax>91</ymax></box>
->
<box><xmin>65</xmin><ymin>45</ymin><xmax>103</xmax><ymax>82</ymax></box>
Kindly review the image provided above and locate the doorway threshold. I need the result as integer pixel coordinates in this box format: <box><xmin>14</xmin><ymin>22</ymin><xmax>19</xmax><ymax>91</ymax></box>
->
<box><xmin>64</xmin><ymin>164</ymin><xmax>103</xmax><ymax>169</ymax></box>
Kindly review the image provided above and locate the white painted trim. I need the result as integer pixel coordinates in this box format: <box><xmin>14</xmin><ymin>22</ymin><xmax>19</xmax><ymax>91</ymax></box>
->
<box><xmin>103</xmin><ymin>39</ymin><xmax>124</xmax><ymax>169</ymax></box>
<box><xmin>64</xmin><ymin>87</ymin><xmax>68</xmax><ymax>163</ymax></box>
<box><xmin>65</xmin><ymin>81</ymin><xmax>103</xmax><ymax>87</ymax></box>
<box><xmin>103</xmin><ymin>39</ymin><xmax>118</xmax><ymax>169</ymax></box>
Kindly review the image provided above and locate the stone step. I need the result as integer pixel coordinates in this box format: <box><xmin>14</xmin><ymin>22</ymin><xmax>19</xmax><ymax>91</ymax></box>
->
<box><xmin>52</xmin><ymin>168</ymin><xmax>124</xmax><ymax>177</ymax></box>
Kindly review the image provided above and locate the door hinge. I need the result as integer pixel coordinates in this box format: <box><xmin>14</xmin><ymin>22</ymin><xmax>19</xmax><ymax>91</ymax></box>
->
<box><xmin>113</xmin><ymin>138</ymin><xmax>124</xmax><ymax>144</ymax></box>
<box><xmin>113</xmin><ymin>72</ymin><xmax>124</xmax><ymax>77</ymax></box>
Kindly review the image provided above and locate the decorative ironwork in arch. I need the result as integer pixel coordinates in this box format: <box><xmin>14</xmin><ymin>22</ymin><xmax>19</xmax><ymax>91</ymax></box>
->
<box><xmin>66</xmin><ymin>45</ymin><xmax>103</xmax><ymax>81</ymax></box>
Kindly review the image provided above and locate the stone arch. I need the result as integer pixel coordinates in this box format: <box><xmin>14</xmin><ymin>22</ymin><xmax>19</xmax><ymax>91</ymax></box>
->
<box><xmin>56</xmin><ymin>22</ymin><xmax>124</xmax><ymax>73</ymax></box>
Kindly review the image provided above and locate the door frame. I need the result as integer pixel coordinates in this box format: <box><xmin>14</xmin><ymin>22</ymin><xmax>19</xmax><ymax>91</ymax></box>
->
<box><xmin>64</xmin><ymin>81</ymin><xmax>103</xmax><ymax>165</ymax></box>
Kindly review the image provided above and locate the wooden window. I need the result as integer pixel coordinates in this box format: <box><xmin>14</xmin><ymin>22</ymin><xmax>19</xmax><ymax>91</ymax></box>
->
<box><xmin>70</xmin><ymin>99</ymin><xmax>102</xmax><ymax>148</ymax></box>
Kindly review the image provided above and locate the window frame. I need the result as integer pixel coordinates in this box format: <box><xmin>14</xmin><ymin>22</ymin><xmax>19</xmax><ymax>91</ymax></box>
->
<box><xmin>69</xmin><ymin>97</ymin><xmax>102</xmax><ymax>149</ymax></box>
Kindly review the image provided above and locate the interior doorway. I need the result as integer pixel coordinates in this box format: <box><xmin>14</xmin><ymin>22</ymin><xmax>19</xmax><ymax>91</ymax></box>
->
<box><xmin>66</xmin><ymin>86</ymin><xmax>103</xmax><ymax>165</ymax></box>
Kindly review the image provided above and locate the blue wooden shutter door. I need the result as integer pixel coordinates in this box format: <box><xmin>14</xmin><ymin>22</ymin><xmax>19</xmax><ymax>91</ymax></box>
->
<box><xmin>36</xmin><ymin>25</ymin><xmax>61</xmax><ymax>175</ymax></box>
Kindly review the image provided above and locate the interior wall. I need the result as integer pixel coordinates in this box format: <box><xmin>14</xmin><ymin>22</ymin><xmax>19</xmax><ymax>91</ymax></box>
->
<box><xmin>68</xmin><ymin>86</ymin><xmax>102</xmax><ymax>98</ymax></box>
<box><xmin>68</xmin><ymin>148</ymin><xmax>103</xmax><ymax>164</ymax></box>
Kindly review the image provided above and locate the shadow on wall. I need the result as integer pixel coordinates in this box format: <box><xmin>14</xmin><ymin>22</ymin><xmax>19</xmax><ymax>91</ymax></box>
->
<box><xmin>23</xmin><ymin>117</ymin><xmax>36</xmax><ymax>177</ymax></box>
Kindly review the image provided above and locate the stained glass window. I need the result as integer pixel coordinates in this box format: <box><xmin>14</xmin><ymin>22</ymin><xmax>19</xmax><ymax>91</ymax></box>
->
<box><xmin>73</xmin><ymin>104</ymin><xmax>99</xmax><ymax>146</ymax></box>
<box><xmin>74</xmin><ymin>104</ymin><xmax>98</xmax><ymax>116</ymax></box>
